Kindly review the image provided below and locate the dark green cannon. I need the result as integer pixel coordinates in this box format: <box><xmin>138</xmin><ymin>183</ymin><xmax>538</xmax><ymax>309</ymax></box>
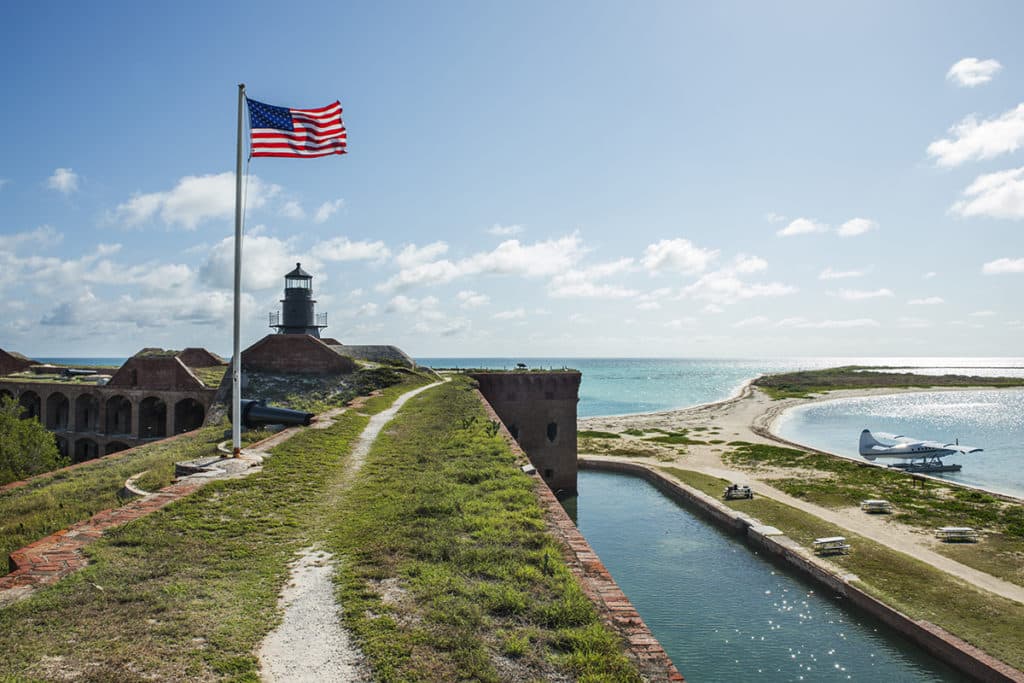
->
<box><xmin>234</xmin><ymin>399</ymin><xmax>314</xmax><ymax>428</ymax></box>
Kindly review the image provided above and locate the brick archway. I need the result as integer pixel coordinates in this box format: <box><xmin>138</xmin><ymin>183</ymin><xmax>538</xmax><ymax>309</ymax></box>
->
<box><xmin>73</xmin><ymin>438</ymin><xmax>99</xmax><ymax>463</ymax></box>
<box><xmin>173</xmin><ymin>398</ymin><xmax>205</xmax><ymax>434</ymax></box>
<box><xmin>139</xmin><ymin>396</ymin><xmax>167</xmax><ymax>439</ymax></box>
<box><xmin>19</xmin><ymin>390</ymin><xmax>40</xmax><ymax>420</ymax></box>
<box><xmin>105</xmin><ymin>441</ymin><xmax>130</xmax><ymax>456</ymax></box>
<box><xmin>105</xmin><ymin>395</ymin><xmax>132</xmax><ymax>435</ymax></box>
<box><xmin>45</xmin><ymin>392</ymin><xmax>70</xmax><ymax>431</ymax></box>
<box><xmin>75</xmin><ymin>393</ymin><xmax>101</xmax><ymax>433</ymax></box>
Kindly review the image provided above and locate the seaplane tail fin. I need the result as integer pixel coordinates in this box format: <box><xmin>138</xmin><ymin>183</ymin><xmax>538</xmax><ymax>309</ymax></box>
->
<box><xmin>859</xmin><ymin>429</ymin><xmax>885</xmax><ymax>457</ymax></box>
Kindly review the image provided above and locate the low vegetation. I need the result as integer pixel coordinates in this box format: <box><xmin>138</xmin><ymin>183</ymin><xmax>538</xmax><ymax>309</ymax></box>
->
<box><xmin>754</xmin><ymin>366</ymin><xmax>1024</xmax><ymax>399</ymax></box>
<box><xmin>576</xmin><ymin>429</ymin><xmax>620</xmax><ymax>439</ymax></box>
<box><xmin>722</xmin><ymin>441</ymin><xmax>1024</xmax><ymax>585</ymax></box>
<box><xmin>191</xmin><ymin>364</ymin><xmax>228</xmax><ymax>388</ymax></box>
<box><xmin>660</xmin><ymin>466</ymin><xmax>1024</xmax><ymax>671</ymax></box>
<box><xmin>326</xmin><ymin>377</ymin><xmax>641</xmax><ymax>681</ymax></box>
<box><xmin>0</xmin><ymin>371</ymin><xmax>432</xmax><ymax>679</ymax></box>
<box><xmin>0</xmin><ymin>371</ymin><xmax>640</xmax><ymax>681</ymax></box>
<box><xmin>0</xmin><ymin>396</ymin><xmax>67</xmax><ymax>486</ymax></box>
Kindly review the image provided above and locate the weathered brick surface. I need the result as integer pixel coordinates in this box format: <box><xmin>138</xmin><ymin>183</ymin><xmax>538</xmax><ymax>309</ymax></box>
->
<box><xmin>108</xmin><ymin>354</ymin><xmax>206</xmax><ymax>391</ymax></box>
<box><xmin>242</xmin><ymin>334</ymin><xmax>356</xmax><ymax>375</ymax></box>
<box><xmin>475</xmin><ymin>390</ymin><xmax>685</xmax><ymax>682</ymax></box>
<box><xmin>0</xmin><ymin>349</ymin><xmax>35</xmax><ymax>376</ymax></box>
<box><xmin>470</xmin><ymin>371</ymin><xmax>581</xmax><ymax>495</ymax></box>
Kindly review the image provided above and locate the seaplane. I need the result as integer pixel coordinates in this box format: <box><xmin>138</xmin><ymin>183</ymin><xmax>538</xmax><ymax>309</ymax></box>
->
<box><xmin>858</xmin><ymin>429</ymin><xmax>982</xmax><ymax>473</ymax></box>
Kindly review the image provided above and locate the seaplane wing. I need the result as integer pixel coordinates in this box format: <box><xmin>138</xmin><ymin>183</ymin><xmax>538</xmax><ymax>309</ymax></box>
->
<box><xmin>942</xmin><ymin>443</ymin><xmax>983</xmax><ymax>454</ymax></box>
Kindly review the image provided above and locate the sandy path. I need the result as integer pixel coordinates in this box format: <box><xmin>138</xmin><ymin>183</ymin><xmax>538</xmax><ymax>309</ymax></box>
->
<box><xmin>579</xmin><ymin>383</ymin><xmax>1024</xmax><ymax>606</ymax></box>
<box><xmin>258</xmin><ymin>381</ymin><xmax>443</xmax><ymax>682</ymax></box>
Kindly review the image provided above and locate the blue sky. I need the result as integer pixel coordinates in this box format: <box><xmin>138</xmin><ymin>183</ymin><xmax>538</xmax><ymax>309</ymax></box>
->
<box><xmin>1</xmin><ymin>1</ymin><xmax>1022</xmax><ymax>358</ymax></box>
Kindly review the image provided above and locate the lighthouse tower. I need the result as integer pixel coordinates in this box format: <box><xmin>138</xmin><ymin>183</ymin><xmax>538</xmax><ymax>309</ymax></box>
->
<box><xmin>269</xmin><ymin>263</ymin><xmax>328</xmax><ymax>337</ymax></box>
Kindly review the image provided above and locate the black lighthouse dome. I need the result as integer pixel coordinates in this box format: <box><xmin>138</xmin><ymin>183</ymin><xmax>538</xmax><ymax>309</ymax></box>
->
<box><xmin>269</xmin><ymin>263</ymin><xmax>327</xmax><ymax>337</ymax></box>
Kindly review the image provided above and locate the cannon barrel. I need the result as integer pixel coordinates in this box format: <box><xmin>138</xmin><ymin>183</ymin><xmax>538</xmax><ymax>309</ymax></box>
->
<box><xmin>234</xmin><ymin>399</ymin><xmax>314</xmax><ymax>428</ymax></box>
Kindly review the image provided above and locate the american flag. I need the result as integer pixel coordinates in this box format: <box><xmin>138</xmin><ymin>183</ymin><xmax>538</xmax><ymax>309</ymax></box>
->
<box><xmin>247</xmin><ymin>98</ymin><xmax>347</xmax><ymax>158</ymax></box>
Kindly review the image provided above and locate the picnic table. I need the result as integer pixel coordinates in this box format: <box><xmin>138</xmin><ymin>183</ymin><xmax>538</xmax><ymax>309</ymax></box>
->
<box><xmin>813</xmin><ymin>536</ymin><xmax>851</xmax><ymax>556</ymax></box>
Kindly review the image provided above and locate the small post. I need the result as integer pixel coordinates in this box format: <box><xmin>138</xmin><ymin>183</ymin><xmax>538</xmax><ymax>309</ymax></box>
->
<box><xmin>232</xmin><ymin>83</ymin><xmax>246</xmax><ymax>457</ymax></box>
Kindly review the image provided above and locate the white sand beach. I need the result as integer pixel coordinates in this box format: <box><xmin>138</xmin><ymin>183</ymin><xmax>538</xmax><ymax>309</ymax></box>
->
<box><xmin>578</xmin><ymin>382</ymin><xmax>1024</xmax><ymax>605</ymax></box>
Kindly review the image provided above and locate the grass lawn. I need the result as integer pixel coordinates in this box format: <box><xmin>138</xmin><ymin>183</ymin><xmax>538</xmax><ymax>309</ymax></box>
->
<box><xmin>722</xmin><ymin>441</ymin><xmax>1024</xmax><ymax>586</ymax></box>
<box><xmin>0</xmin><ymin>371</ymin><xmax>641</xmax><ymax>681</ymax></box>
<box><xmin>660</xmin><ymin>466</ymin><xmax>1024</xmax><ymax>672</ymax></box>
<box><xmin>754</xmin><ymin>366</ymin><xmax>1024</xmax><ymax>399</ymax></box>
<box><xmin>0</xmin><ymin>371</ymin><xmax>433</xmax><ymax>680</ymax></box>
<box><xmin>326</xmin><ymin>376</ymin><xmax>641</xmax><ymax>682</ymax></box>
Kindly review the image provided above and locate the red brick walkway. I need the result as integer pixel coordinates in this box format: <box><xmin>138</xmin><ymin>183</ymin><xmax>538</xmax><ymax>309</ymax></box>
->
<box><xmin>0</xmin><ymin>478</ymin><xmax>205</xmax><ymax>606</ymax></box>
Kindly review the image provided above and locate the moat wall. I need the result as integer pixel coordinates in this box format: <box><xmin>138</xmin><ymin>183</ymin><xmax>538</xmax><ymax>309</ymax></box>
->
<box><xmin>580</xmin><ymin>457</ymin><xmax>1024</xmax><ymax>683</ymax></box>
<box><xmin>469</xmin><ymin>371</ymin><xmax>580</xmax><ymax>495</ymax></box>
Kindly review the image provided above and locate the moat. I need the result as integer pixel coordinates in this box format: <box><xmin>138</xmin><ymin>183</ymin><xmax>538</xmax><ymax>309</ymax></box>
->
<box><xmin>572</xmin><ymin>470</ymin><xmax>965</xmax><ymax>681</ymax></box>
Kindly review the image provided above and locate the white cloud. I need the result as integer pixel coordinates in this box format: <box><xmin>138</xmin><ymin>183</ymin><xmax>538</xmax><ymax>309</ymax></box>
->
<box><xmin>637</xmin><ymin>301</ymin><xmax>661</xmax><ymax>311</ymax></box>
<box><xmin>777</xmin><ymin>317</ymin><xmax>881</xmax><ymax>329</ymax></box>
<box><xmin>355</xmin><ymin>302</ymin><xmax>379</xmax><ymax>317</ymax></box>
<box><xmin>970</xmin><ymin>310</ymin><xmax>996</xmax><ymax>317</ymax></box>
<box><xmin>681</xmin><ymin>270</ymin><xmax>796</xmax><ymax>305</ymax></box>
<box><xmin>834</xmin><ymin>288</ymin><xmax>894</xmax><ymax>301</ymax></box>
<box><xmin>819</xmin><ymin>267</ymin><xmax>865</xmax><ymax>280</ymax></box>
<box><xmin>733</xmin><ymin>316</ymin><xmax>770</xmax><ymax>328</ymax></box>
<box><xmin>641</xmin><ymin>238</ymin><xmax>719</xmax><ymax>274</ymax></box>
<box><xmin>200</xmin><ymin>233</ymin><xmax>307</xmax><ymax>290</ymax></box>
<box><xmin>777</xmin><ymin>217</ymin><xmax>828</xmax><ymax>237</ymax></box>
<box><xmin>318</xmin><ymin>236</ymin><xmax>391</xmax><ymax>262</ymax></box>
<box><xmin>549</xmin><ymin>258</ymin><xmax>637</xmax><ymax>298</ymax></box>
<box><xmin>946</xmin><ymin>57</ymin><xmax>1002</xmax><ymax>87</ymax></box>
<box><xmin>923</xmin><ymin>271</ymin><xmax>937</xmax><ymax>279</ymax></box>
<box><xmin>314</xmin><ymin>199</ymin><xmax>345</xmax><ymax>223</ymax></box>
<box><xmin>488</xmin><ymin>224</ymin><xmax>524</xmax><ymax>236</ymax></box>
<box><xmin>950</xmin><ymin>167</ymin><xmax>1024</xmax><ymax>219</ymax></box>
<box><xmin>0</xmin><ymin>178</ymin><xmax>9</xmax><ymax>190</ymax></box>
<box><xmin>378</xmin><ymin>233</ymin><xmax>584</xmax><ymax>291</ymax></box>
<box><xmin>897</xmin><ymin>317</ymin><xmax>933</xmax><ymax>329</ymax></box>
<box><xmin>493</xmin><ymin>308</ymin><xmax>526</xmax><ymax>320</ymax></box>
<box><xmin>47</xmin><ymin>168</ymin><xmax>79</xmax><ymax>194</ymax></box>
<box><xmin>908</xmin><ymin>296</ymin><xmax>944</xmax><ymax>305</ymax></box>
<box><xmin>665</xmin><ymin>318</ymin><xmax>697</xmax><ymax>330</ymax></box>
<box><xmin>928</xmin><ymin>104</ymin><xmax>1024</xmax><ymax>168</ymax></box>
<box><xmin>456</xmin><ymin>290</ymin><xmax>489</xmax><ymax>308</ymax></box>
<box><xmin>703</xmin><ymin>303</ymin><xmax>724</xmax><ymax>314</ymax></box>
<box><xmin>386</xmin><ymin>295</ymin><xmax>440</xmax><ymax>316</ymax></box>
<box><xmin>982</xmin><ymin>257</ymin><xmax>1024</xmax><ymax>274</ymax></box>
<box><xmin>111</xmin><ymin>172</ymin><xmax>280</xmax><ymax>230</ymax></box>
<box><xmin>280</xmin><ymin>201</ymin><xmax>305</xmax><ymax>219</ymax></box>
<box><xmin>732</xmin><ymin>255</ymin><xmax>767</xmax><ymax>273</ymax></box>
<box><xmin>764</xmin><ymin>212</ymin><xmax>786</xmax><ymax>224</ymax></box>
<box><xmin>0</xmin><ymin>225</ymin><xmax>63</xmax><ymax>251</ymax></box>
<box><xmin>396</xmin><ymin>242</ymin><xmax>449</xmax><ymax>268</ymax></box>
<box><xmin>837</xmin><ymin>218</ymin><xmax>878</xmax><ymax>237</ymax></box>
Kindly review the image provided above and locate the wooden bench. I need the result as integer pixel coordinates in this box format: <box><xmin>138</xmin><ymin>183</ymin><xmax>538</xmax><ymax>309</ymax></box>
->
<box><xmin>813</xmin><ymin>536</ymin><xmax>851</xmax><ymax>556</ymax></box>
<box><xmin>936</xmin><ymin>526</ymin><xmax>979</xmax><ymax>543</ymax></box>
<box><xmin>859</xmin><ymin>499</ymin><xmax>893</xmax><ymax>514</ymax></box>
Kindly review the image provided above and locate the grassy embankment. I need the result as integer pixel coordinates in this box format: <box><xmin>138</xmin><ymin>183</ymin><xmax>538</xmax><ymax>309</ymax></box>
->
<box><xmin>578</xmin><ymin>427</ymin><xmax>727</xmax><ymax>462</ymax></box>
<box><xmin>0</xmin><ymin>371</ymin><xmax>430</xmax><ymax>680</ymax></box>
<box><xmin>324</xmin><ymin>376</ymin><xmax>641</xmax><ymax>682</ymax></box>
<box><xmin>0</xmin><ymin>373</ymin><xmax>640</xmax><ymax>681</ymax></box>
<box><xmin>722</xmin><ymin>441</ymin><xmax>1024</xmax><ymax>586</ymax></box>
<box><xmin>660</xmin><ymin>466</ymin><xmax>1024</xmax><ymax>672</ymax></box>
<box><xmin>754</xmin><ymin>366</ymin><xmax>1024</xmax><ymax>399</ymax></box>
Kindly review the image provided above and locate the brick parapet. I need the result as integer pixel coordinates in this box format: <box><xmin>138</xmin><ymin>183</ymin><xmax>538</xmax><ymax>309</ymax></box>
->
<box><xmin>580</xmin><ymin>457</ymin><xmax>1024</xmax><ymax>683</ymax></box>
<box><xmin>474</xmin><ymin>389</ymin><xmax>684</xmax><ymax>682</ymax></box>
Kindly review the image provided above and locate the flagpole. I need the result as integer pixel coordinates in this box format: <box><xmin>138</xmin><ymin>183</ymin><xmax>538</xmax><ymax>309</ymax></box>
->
<box><xmin>232</xmin><ymin>83</ymin><xmax>245</xmax><ymax>457</ymax></box>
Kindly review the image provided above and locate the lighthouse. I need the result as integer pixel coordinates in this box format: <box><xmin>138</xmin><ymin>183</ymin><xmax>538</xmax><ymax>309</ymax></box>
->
<box><xmin>268</xmin><ymin>263</ymin><xmax>328</xmax><ymax>337</ymax></box>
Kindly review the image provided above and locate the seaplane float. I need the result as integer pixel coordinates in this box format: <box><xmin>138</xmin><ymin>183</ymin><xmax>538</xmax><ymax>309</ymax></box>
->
<box><xmin>858</xmin><ymin>429</ymin><xmax>982</xmax><ymax>473</ymax></box>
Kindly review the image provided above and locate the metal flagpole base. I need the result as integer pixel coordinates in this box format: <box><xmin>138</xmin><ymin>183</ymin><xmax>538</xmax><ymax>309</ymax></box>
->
<box><xmin>233</xmin><ymin>447</ymin><xmax>241</xmax><ymax>458</ymax></box>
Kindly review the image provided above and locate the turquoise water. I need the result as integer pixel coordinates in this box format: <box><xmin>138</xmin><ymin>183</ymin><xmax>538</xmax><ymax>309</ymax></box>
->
<box><xmin>420</xmin><ymin>357</ymin><xmax>1024</xmax><ymax>418</ymax></box>
<box><xmin>774</xmin><ymin>389</ymin><xmax>1024</xmax><ymax>499</ymax></box>
<box><xmin>574</xmin><ymin>470</ymin><xmax>967</xmax><ymax>682</ymax></box>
